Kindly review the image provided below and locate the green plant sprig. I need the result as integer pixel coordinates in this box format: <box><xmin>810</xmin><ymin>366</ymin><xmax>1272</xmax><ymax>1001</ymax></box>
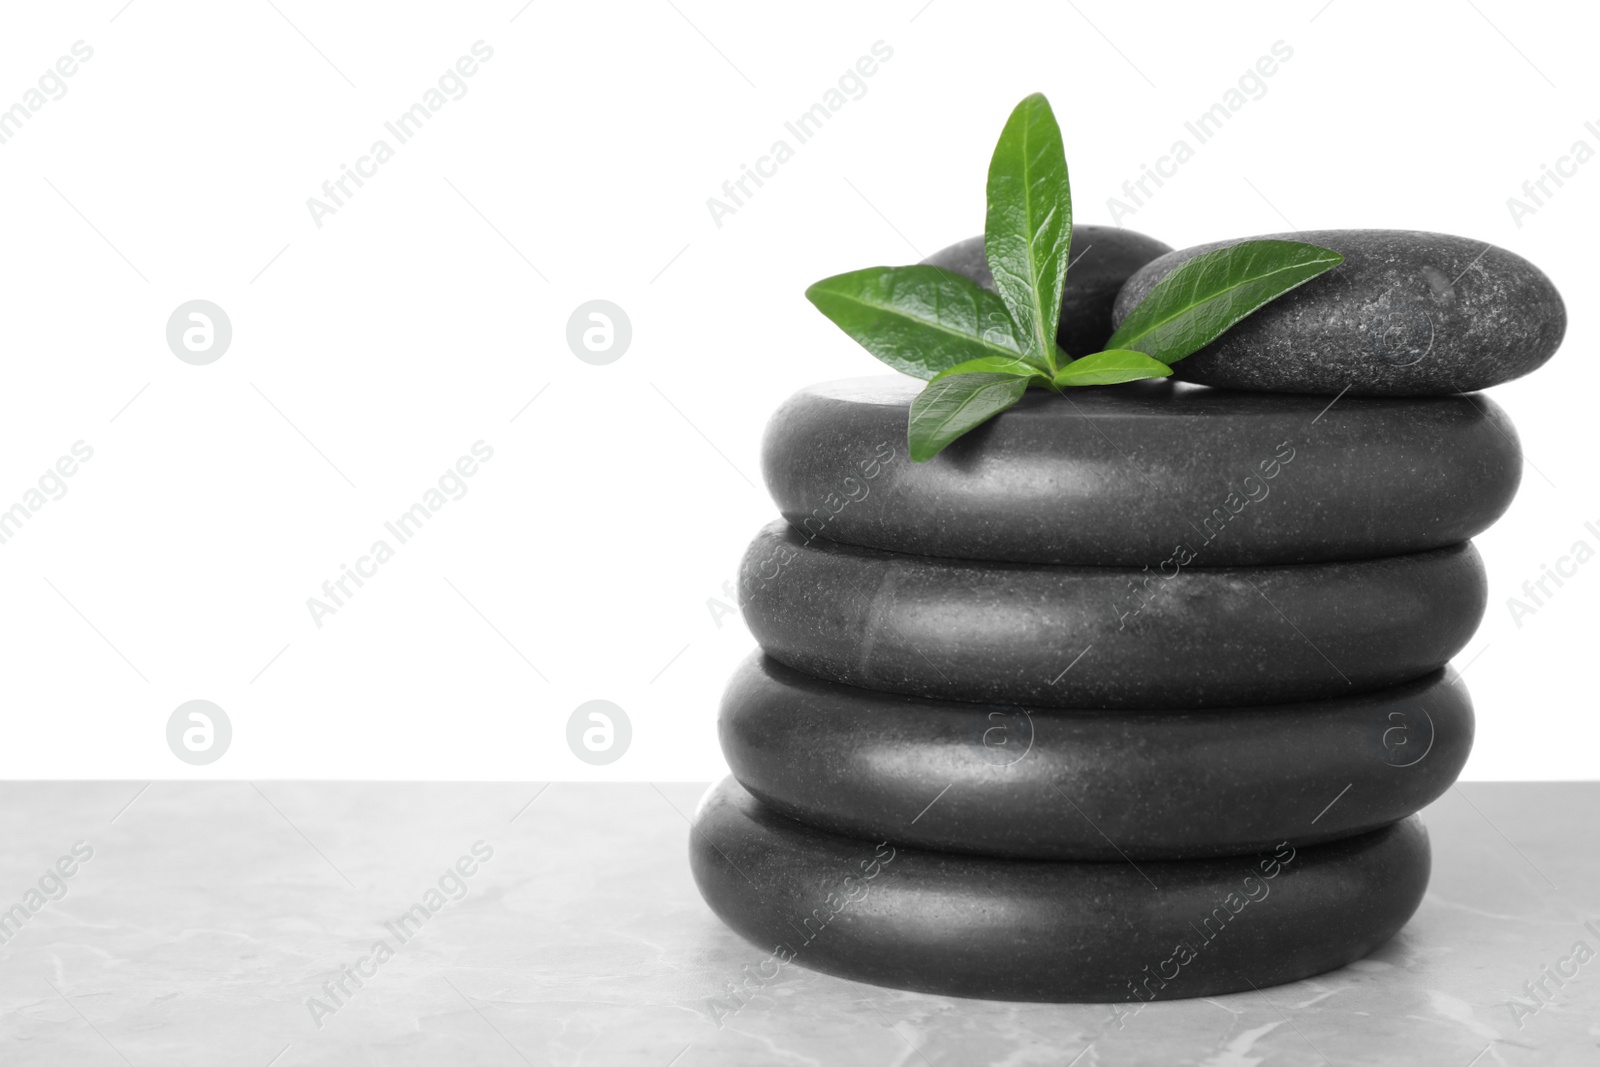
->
<box><xmin>805</xmin><ymin>92</ymin><xmax>1344</xmax><ymax>461</ymax></box>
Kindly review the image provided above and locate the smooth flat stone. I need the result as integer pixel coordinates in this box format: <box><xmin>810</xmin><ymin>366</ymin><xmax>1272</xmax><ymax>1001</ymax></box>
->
<box><xmin>922</xmin><ymin>227</ymin><xmax>1173</xmax><ymax>356</ymax></box>
<box><xmin>1112</xmin><ymin>229</ymin><xmax>1565</xmax><ymax>395</ymax></box>
<box><xmin>722</xmin><ymin>653</ymin><xmax>1472</xmax><ymax>860</ymax></box>
<box><xmin>761</xmin><ymin>376</ymin><xmax>1521</xmax><ymax>566</ymax></box>
<box><xmin>739</xmin><ymin>521</ymin><xmax>1486</xmax><ymax>708</ymax></box>
<box><xmin>691</xmin><ymin>776</ymin><xmax>1430</xmax><ymax>1002</ymax></box>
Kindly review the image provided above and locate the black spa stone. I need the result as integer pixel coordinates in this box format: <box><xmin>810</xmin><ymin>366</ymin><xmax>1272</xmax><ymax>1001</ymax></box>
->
<box><xmin>761</xmin><ymin>376</ymin><xmax>1520</xmax><ymax>566</ymax></box>
<box><xmin>922</xmin><ymin>227</ymin><xmax>1173</xmax><ymax>356</ymax></box>
<box><xmin>690</xmin><ymin>776</ymin><xmax>1430</xmax><ymax>1002</ymax></box>
<box><xmin>721</xmin><ymin>653</ymin><xmax>1471</xmax><ymax>861</ymax></box>
<box><xmin>1112</xmin><ymin>229</ymin><xmax>1566</xmax><ymax>395</ymax></box>
<box><xmin>738</xmin><ymin>521</ymin><xmax>1486</xmax><ymax>709</ymax></box>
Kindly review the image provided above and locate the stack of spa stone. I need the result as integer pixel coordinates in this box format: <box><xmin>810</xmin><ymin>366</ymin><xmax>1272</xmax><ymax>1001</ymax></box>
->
<box><xmin>690</xmin><ymin>228</ymin><xmax>1564</xmax><ymax>1002</ymax></box>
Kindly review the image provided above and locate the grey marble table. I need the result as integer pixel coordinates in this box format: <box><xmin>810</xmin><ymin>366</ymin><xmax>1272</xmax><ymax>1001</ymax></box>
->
<box><xmin>0</xmin><ymin>781</ymin><xmax>1594</xmax><ymax>1065</ymax></box>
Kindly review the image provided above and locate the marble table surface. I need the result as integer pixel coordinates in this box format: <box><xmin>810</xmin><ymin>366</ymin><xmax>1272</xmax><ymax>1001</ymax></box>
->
<box><xmin>0</xmin><ymin>781</ymin><xmax>1595</xmax><ymax>1065</ymax></box>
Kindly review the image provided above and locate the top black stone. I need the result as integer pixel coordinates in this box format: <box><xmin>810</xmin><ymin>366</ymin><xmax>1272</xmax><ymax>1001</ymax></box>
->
<box><xmin>1113</xmin><ymin>229</ymin><xmax>1565</xmax><ymax>396</ymax></box>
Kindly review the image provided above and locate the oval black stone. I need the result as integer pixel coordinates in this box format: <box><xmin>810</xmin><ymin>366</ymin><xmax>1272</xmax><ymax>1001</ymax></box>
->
<box><xmin>691</xmin><ymin>776</ymin><xmax>1430</xmax><ymax>1002</ymax></box>
<box><xmin>922</xmin><ymin>227</ymin><xmax>1173</xmax><ymax>357</ymax></box>
<box><xmin>1112</xmin><ymin>229</ymin><xmax>1566</xmax><ymax>395</ymax></box>
<box><xmin>738</xmin><ymin>521</ymin><xmax>1487</xmax><ymax>708</ymax></box>
<box><xmin>761</xmin><ymin>376</ymin><xmax>1521</xmax><ymax>566</ymax></box>
<box><xmin>721</xmin><ymin>653</ymin><xmax>1471</xmax><ymax>860</ymax></box>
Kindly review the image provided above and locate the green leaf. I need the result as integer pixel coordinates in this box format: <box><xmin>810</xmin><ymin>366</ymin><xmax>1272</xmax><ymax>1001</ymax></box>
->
<box><xmin>908</xmin><ymin>373</ymin><xmax>1030</xmax><ymax>462</ymax></box>
<box><xmin>1107</xmin><ymin>239</ymin><xmax>1344</xmax><ymax>364</ymax></box>
<box><xmin>984</xmin><ymin>93</ymin><xmax>1071</xmax><ymax>366</ymax></box>
<box><xmin>806</xmin><ymin>265</ymin><xmax>1028</xmax><ymax>380</ymax></box>
<box><xmin>1053</xmin><ymin>349</ymin><xmax>1174</xmax><ymax>387</ymax></box>
<box><xmin>930</xmin><ymin>355</ymin><xmax>1050</xmax><ymax>385</ymax></box>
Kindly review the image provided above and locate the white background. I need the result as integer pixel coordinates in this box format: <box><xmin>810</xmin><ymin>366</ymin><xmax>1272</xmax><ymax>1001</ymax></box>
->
<box><xmin>0</xmin><ymin>0</ymin><xmax>1591</xmax><ymax>780</ymax></box>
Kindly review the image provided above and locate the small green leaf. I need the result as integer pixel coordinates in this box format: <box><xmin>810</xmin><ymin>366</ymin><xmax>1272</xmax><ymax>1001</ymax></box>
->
<box><xmin>908</xmin><ymin>373</ymin><xmax>1030</xmax><ymax>462</ymax></box>
<box><xmin>806</xmin><ymin>265</ymin><xmax>1026</xmax><ymax>380</ymax></box>
<box><xmin>930</xmin><ymin>355</ymin><xmax>1050</xmax><ymax>385</ymax></box>
<box><xmin>1053</xmin><ymin>349</ymin><xmax>1174</xmax><ymax>387</ymax></box>
<box><xmin>1107</xmin><ymin>239</ymin><xmax>1343</xmax><ymax>364</ymax></box>
<box><xmin>984</xmin><ymin>92</ymin><xmax>1071</xmax><ymax>366</ymax></box>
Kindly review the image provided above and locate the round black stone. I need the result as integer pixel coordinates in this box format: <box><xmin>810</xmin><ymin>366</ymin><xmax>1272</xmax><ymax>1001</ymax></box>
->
<box><xmin>1112</xmin><ymin>229</ymin><xmax>1566</xmax><ymax>395</ymax></box>
<box><xmin>721</xmin><ymin>653</ymin><xmax>1471</xmax><ymax>860</ymax></box>
<box><xmin>760</xmin><ymin>376</ymin><xmax>1521</xmax><ymax>566</ymax></box>
<box><xmin>922</xmin><ymin>227</ymin><xmax>1173</xmax><ymax>357</ymax></box>
<box><xmin>739</xmin><ymin>521</ymin><xmax>1487</xmax><ymax>708</ymax></box>
<box><xmin>691</xmin><ymin>776</ymin><xmax>1431</xmax><ymax>1002</ymax></box>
